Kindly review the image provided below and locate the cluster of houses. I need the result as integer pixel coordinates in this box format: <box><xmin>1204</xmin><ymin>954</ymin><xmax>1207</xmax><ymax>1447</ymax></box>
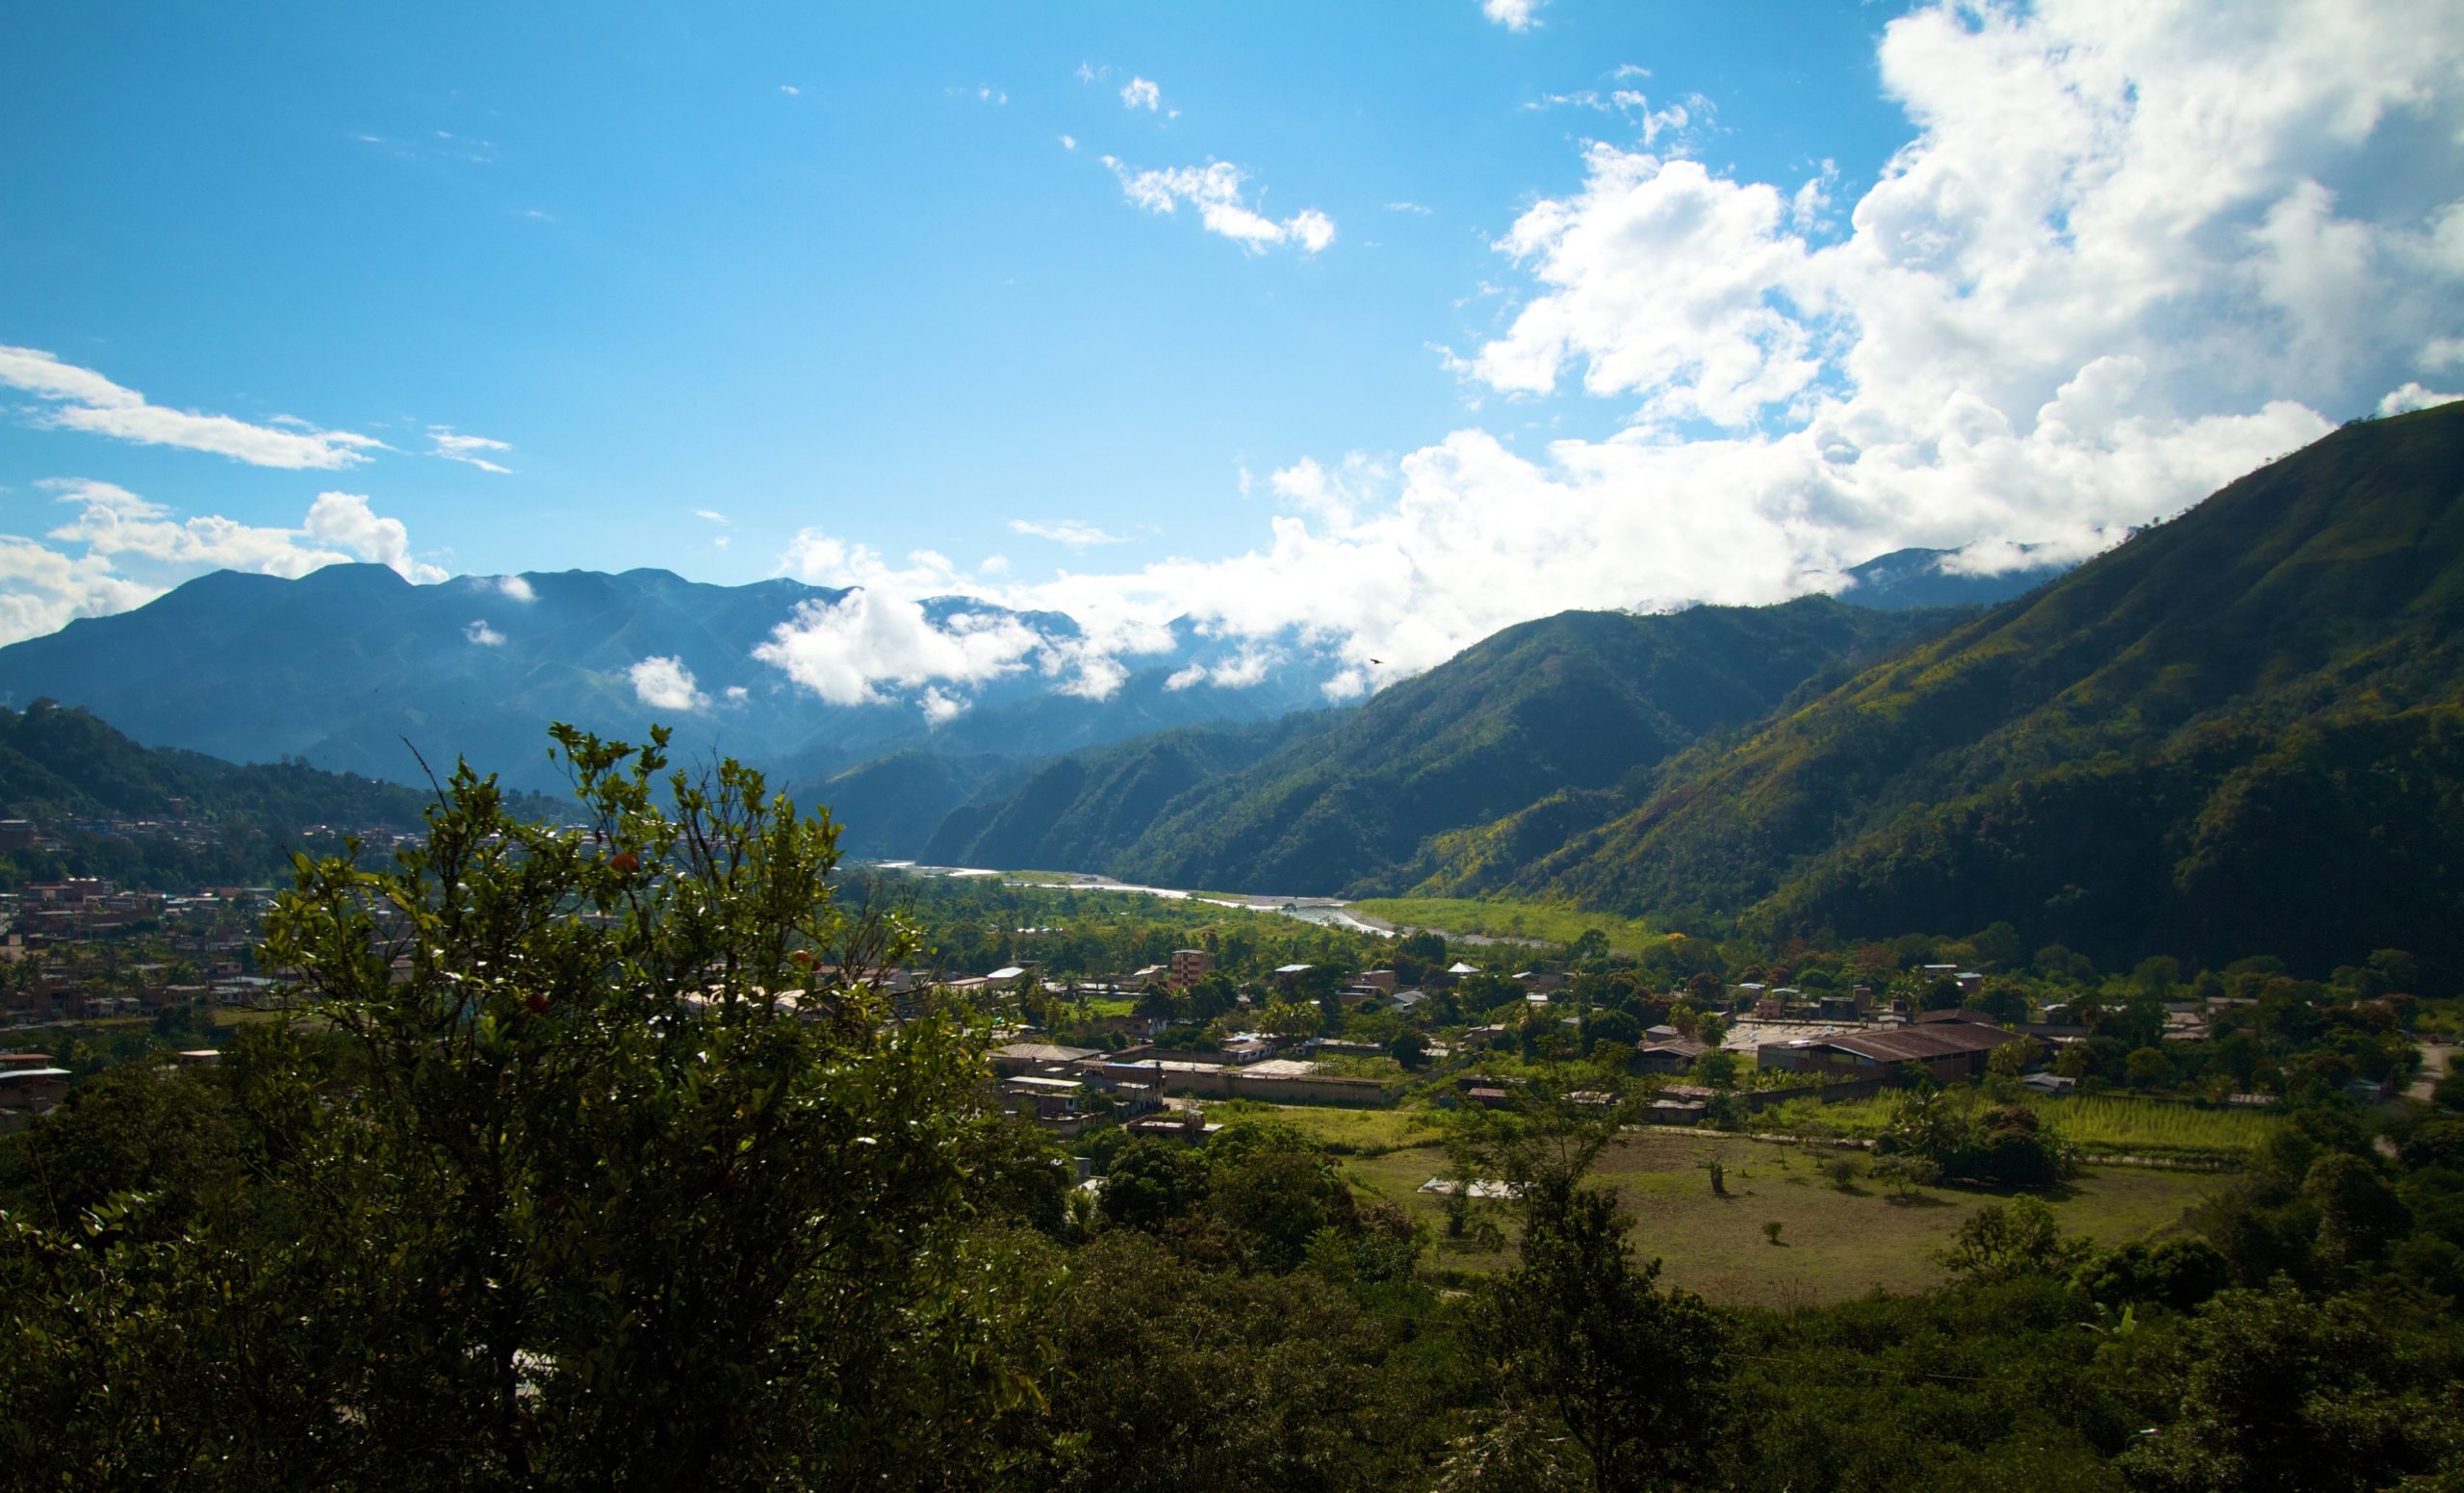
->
<box><xmin>0</xmin><ymin>881</ymin><xmax>281</xmax><ymax>1025</ymax></box>
<box><xmin>973</xmin><ymin>949</ymin><xmax>2085</xmax><ymax>1138</ymax></box>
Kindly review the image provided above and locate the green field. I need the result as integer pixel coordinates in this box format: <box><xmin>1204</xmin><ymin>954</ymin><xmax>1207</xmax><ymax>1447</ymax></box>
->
<box><xmin>1210</xmin><ymin>1100</ymin><xmax>1445</xmax><ymax>1155</ymax></box>
<box><xmin>1758</xmin><ymin>1092</ymin><xmax>2281</xmax><ymax>1164</ymax></box>
<box><xmin>1348</xmin><ymin>896</ymin><xmax>1666</xmax><ymax>953</ymax></box>
<box><xmin>1339</xmin><ymin>1129</ymin><xmax>2220</xmax><ymax>1307</ymax></box>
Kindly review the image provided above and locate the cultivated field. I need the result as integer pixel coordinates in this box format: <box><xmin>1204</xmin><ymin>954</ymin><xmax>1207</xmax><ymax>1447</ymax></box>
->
<box><xmin>1758</xmin><ymin>1092</ymin><xmax>2281</xmax><ymax>1165</ymax></box>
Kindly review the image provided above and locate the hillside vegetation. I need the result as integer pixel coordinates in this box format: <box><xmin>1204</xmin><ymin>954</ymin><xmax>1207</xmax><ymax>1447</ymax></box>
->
<box><xmin>1416</xmin><ymin>403</ymin><xmax>2464</xmax><ymax>982</ymax></box>
<box><xmin>926</xmin><ymin>598</ymin><xmax>1961</xmax><ymax>894</ymax></box>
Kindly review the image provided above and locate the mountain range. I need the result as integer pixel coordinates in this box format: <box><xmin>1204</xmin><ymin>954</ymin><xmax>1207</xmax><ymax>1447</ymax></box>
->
<box><xmin>1416</xmin><ymin>402</ymin><xmax>2464</xmax><ymax>977</ymax></box>
<box><xmin>0</xmin><ymin>541</ymin><xmax>2067</xmax><ymax>854</ymax></box>
<box><xmin>0</xmin><ymin>406</ymin><xmax>2452</xmax><ymax>979</ymax></box>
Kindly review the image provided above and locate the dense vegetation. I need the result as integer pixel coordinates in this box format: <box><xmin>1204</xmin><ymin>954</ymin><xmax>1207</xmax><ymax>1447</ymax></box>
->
<box><xmin>1413</xmin><ymin>403</ymin><xmax>2464</xmax><ymax>986</ymax></box>
<box><xmin>9</xmin><ymin>727</ymin><xmax>2463</xmax><ymax>1490</ymax></box>
<box><xmin>926</xmin><ymin>598</ymin><xmax>1961</xmax><ymax>895</ymax></box>
<box><xmin>0</xmin><ymin>700</ymin><xmax>498</xmax><ymax>889</ymax></box>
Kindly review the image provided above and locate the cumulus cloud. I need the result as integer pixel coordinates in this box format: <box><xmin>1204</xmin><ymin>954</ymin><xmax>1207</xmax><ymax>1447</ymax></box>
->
<box><xmin>629</xmin><ymin>656</ymin><xmax>708</xmax><ymax>712</ymax></box>
<box><xmin>0</xmin><ymin>344</ymin><xmax>383</xmax><ymax>469</ymax></box>
<box><xmin>465</xmin><ymin>619</ymin><xmax>504</xmax><ymax>646</ymax></box>
<box><xmin>490</xmin><ymin>574</ymin><xmax>537</xmax><ymax>603</ymax></box>
<box><xmin>428</xmin><ymin>426</ymin><xmax>513</xmax><ymax>473</ymax></box>
<box><xmin>0</xmin><ymin>481</ymin><xmax>444</xmax><ymax>646</ymax></box>
<box><xmin>2378</xmin><ymin>382</ymin><xmax>2463</xmax><ymax>416</ymax></box>
<box><xmin>793</xmin><ymin>1</ymin><xmax>2463</xmax><ymax>706</ymax></box>
<box><xmin>751</xmin><ymin>590</ymin><xmax>1046</xmax><ymax>710</ymax></box>
<box><xmin>1009</xmin><ymin>518</ymin><xmax>1129</xmax><ymax>547</ymax></box>
<box><xmin>1482</xmin><ymin>0</ymin><xmax>1543</xmax><ymax>32</ymax></box>
<box><xmin>1165</xmin><ymin>647</ymin><xmax>1279</xmax><ymax>691</ymax></box>
<box><xmin>304</xmin><ymin>492</ymin><xmax>449</xmax><ymax>582</ymax></box>
<box><xmin>1120</xmin><ymin>76</ymin><xmax>1162</xmax><ymax>111</ymax></box>
<box><xmin>1103</xmin><ymin>156</ymin><xmax>1336</xmax><ymax>254</ymax></box>
<box><xmin>1269</xmin><ymin>453</ymin><xmax>1388</xmax><ymax>526</ymax></box>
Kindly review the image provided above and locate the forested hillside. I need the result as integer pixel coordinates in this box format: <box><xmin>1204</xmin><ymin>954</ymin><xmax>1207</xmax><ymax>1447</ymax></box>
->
<box><xmin>0</xmin><ymin>700</ymin><xmax>438</xmax><ymax>829</ymax></box>
<box><xmin>0</xmin><ymin>700</ymin><xmax>562</xmax><ymax>888</ymax></box>
<box><xmin>922</xmin><ymin>598</ymin><xmax>1961</xmax><ymax>892</ymax></box>
<box><xmin>1417</xmin><ymin>403</ymin><xmax>2464</xmax><ymax>981</ymax></box>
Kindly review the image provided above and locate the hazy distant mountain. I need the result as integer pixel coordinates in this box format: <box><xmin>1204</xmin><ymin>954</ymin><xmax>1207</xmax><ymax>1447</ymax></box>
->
<box><xmin>1834</xmin><ymin>545</ymin><xmax>2076</xmax><ymax>610</ymax></box>
<box><xmin>1415</xmin><ymin>402</ymin><xmax>2464</xmax><ymax>981</ymax></box>
<box><xmin>915</xmin><ymin>596</ymin><xmax>1964</xmax><ymax>891</ymax></box>
<box><xmin>0</xmin><ymin>566</ymin><xmax>1337</xmax><ymax>795</ymax></box>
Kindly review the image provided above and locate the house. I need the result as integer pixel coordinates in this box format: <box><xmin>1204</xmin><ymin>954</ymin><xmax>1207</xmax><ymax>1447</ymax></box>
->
<box><xmin>1633</xmin><ymin>1035</ymin><xmax>1710</xmax><ymax>1074</ymax></box>
<box><xmin>991</xmin><ymin>1042</ymin><xmax>1100</xmax><ymax>1077</ymax></box>
<box><xmin>1353</xmin><ymin>969</ymin><xmax>1399</xmax><ymax>993</ymax></box>
<box><xmin>0</xmin><ymin>1065</ymin><xmax>70</xmax><ymax>1115</ymax></box>
<box><xmin>1169</xmin><ymin>948</ymin><xmax>1215</xmax><ymax>987</ymax></box>
<box><xmin>1758</xmin><ymin>1021</ymin><xmax>2031</xmax><ymax>1083</ymax></box>
<box><xmin>1517</xmin><ymin>971</ymin><xmax>1567</xmax><ymax>994</ymax></box>
<box><xmin>1271</xmin><ymin>963</ymin><xmax>1315</xmax><ymax>991</ymax></box>
<box><xmin>1220</xmin><ymin>1036</ymin><xmax>1278</xmax><ymax>1065</ymax></box>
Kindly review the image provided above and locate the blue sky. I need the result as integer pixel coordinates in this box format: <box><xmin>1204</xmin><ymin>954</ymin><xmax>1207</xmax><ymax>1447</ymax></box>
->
<box><xmin>4</xmin><ymin>1</ymin><xmax>2462</xmax><ymax>710</ymax></box>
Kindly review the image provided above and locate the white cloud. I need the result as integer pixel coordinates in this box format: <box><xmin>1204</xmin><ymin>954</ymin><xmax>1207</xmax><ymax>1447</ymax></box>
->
<box><xmin>2377</xmin><ymin>382</ymin><xmax>2463</xmax><ymax>416</ymax></box>
<box><xmin>466</xmin><ymin>619</ymin><xmax>504</xmax><ymax>646</ymax></box>
<box><xmin>1009</xmin><ymin>518</ymin><xmax>1129</xmax><ymax>547</ymax></box>
<box><xmin>304</xmin><ymin>492</ymin><xmax>449</xmax><ymax>582</ymax></box>
<box><xmin>785</xmin><ymin>0</ymin><xmax>2461</xmax><ymax>706</ymax></box>
<box><xmin>780</xmin><ymin>85</ymin><xmax>800</xmax><ymax>96</ymax></box>
<box><xmin>629</xmin><ymin>656</ymin><xmax>708</xmax><ymax>712</ymax></box>
<box><xmin>1269</xmin><ymin>453</ymin><xmax>1388</xmax><ymax>526</ymax></box>
<box><xmin>1164</xmin><ymin>647</ymin><xmax>1279</xmax><ymax>691</ymax></box>
<box><xmin>428</xmin><ymin>426</ymin><xmax>513</xmax><ymax>474</ymax></box>
<box><xmin>1482</xmin><ymin>0</ymin><xmax>1543</xmax><ymax>32</ymax></box>
<box><xmin>751</xmin><ymin>590</ymin><xmax>1046</xmax><ymax>708</ymax></box>
<box><xmin>1060</xmin><ymin>134</ymin><xmax>1078</xmax><ymax>151</ymax></box>
<box><xmin>1102</xmin><ymin>157</ymin><xmax>1336</xmax><ymax>254</ymax></box>
<box><xmin>490</xmin><ymin>574</ymin><xmax>536</xmax><ymax>603</ymax></box>
<box><xmin>1387</xmin><ymin>201</ymin><xmax>1433</xmax><ymax>215</ymax></box>
<box><xmin>693</xmin><ymin>508</ymin><xmax>730</xmax><ymax>525</ymax></box>
<box><xmin>723</xmin><ymin>684</ymin><xmax>750</xmax><ymax>703</ymax></box>
<box><xmin>0</xmin><ymin>481</ymin><xmax>444</xmax><ymax>646</ymax></box>
<box><xmin>0</xmin><ymin>344</ymin><xmax>382</xmax><ymax>470</ymax></box>
<box><xmin>1120</xmin><ymin>76</ymin><xmax>1162</xmax><ymax>111</ymax></box>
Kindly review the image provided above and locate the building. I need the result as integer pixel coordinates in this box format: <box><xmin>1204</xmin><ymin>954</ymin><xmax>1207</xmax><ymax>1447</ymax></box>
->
<box><xmin>1168</xmin><ymin>948</ymin><xmax>1215</xmax><ymax>987</ymax></box>
<box><xmin>1758</xmin><ymin>1021</ymin><xmax>2031</xmax><ymax>1084</ymax></box>
<box><xmin>1633</xmin><ymin>1034</ymin><xmax>1710</xmax><ymax>1074</ymax></box>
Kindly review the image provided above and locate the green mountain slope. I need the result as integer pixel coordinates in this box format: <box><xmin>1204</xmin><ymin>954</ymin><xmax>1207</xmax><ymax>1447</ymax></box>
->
<box><xmin>1421</xmin><ymin>402</ymin><xmax>2464</xmax><ymax>978</ymax></box>
<box><xmin>918</xmin><ymin>713</ymin><xmax>1326</xmax><ymax>870</ymax></box>
<box><xmin>928</xmin><ymin>598</ymin><xmax>1962</xmax><ymax>893</ymax></box>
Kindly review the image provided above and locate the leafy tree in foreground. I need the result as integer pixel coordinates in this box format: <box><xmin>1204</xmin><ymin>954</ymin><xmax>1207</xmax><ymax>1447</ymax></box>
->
<box><xmin>1442</xmin><ymin>1084</ymin><xmax>1727</xmax><ymax>1492</ymax></box>
<box><xmin>4</xmin><ymin>726</ymin><xmax>1049</xmax><ymax>1490</ymax></box>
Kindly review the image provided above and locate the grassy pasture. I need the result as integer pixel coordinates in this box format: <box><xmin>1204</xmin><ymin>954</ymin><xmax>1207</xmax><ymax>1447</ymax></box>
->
<box><xmin>1339</xmin><ymin>1129</ymin><xmax>2220</xmax><ymax>1307</ymax></box>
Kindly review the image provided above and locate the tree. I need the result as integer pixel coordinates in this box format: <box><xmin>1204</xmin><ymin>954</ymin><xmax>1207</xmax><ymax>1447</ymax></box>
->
<box><xmin>6</xmin><ymin>726</ymin><xmax>1048</xmax><ymax>1489</ymax></box>
<box><xmin>2118</xmin><ymin>1287</ymin><xmax>2436</xmax><ymax>1493</ymax></box>
<box><xmin>2126</xmin><ymin>1044</ymin><xmax>2174</xmax><ymax>1089</ymax></box>
<box><xmin>1938</xmin><ymin>1197</ymin><xmax>2087</xmax><ymax>1284</ymax></box>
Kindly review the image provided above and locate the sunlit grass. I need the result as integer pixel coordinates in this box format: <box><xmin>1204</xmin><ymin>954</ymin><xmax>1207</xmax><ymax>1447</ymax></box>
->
<box><xmin>1349</xmin><ymin>896</ymin><xmax>1667</xmax><ymax>953</ymax></box>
